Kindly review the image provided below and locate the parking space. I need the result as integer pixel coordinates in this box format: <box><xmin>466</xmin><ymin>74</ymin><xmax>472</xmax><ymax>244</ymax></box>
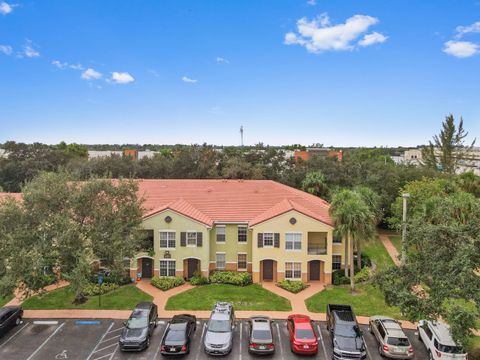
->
<box><xmin>0</xmin><ymin>318</ymin><xmax>429</xmax><ymax>360</ymax></box>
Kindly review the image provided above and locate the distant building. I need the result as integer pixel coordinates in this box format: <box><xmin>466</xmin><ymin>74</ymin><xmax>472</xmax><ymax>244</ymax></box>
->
<box><xmin>293</xmin><ymin>148</ymin><xmax>343</xmax><ymax>162</ymax></box>
<box><xmin>87</xmin><ymin>149</ymin><xmax>157</xmax><ymax>160</ymax></box>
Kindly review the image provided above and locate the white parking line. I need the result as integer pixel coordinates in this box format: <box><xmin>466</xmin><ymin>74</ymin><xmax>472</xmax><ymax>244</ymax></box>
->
<box><xmin>239</xmin><ymin>322</ymin><xmax>243</xmax><ymax>360</ymax></box>
<box><xmin>195</xmin><ymin>323</ymin><xmax>207</xmax><ymax>360</ymax></box>
<box><xmin>86</xmin><ymin>322</ymin><xmax>114</xmax><ymax>360</ymax></box>
<box><xmin>363</xmin><ymin>335</ymin><xmax>372</xmax><ymax>360</ymax></box>
<box><xmin>92</xmin><ymin>342</ymin><xmax>118</xmax><ymax>354</ymax></box>
<box><xmin>32</xmin><ymin>320</ymin><xmax>59</xmax><ymax>325</ymax></box>
<box><xmin>91</xmin><ymin>354</ymin><xmax>112</xmax><ymax>360</ymax></box>
<box><xmin>0</xmin><ymin>322</ymin><xmax>29</xmax><ymax>349</ymax></box>
<box><xmin>317</xmin><ymin>324</ymin><xmax>329</xmax><ymax>360</ymax></box>
<box><xmin>157</xmin><ymin>320</ymin><xmax>165</xmax><ymax>325</ymax></box>
<box><xmin>275</xmin><ymin>322</ymin><xmax>285</xmax><ymax>360</ymax></box>
<box><xmin>106</xmin><ymin>326</ymin><xmax>123</xmax><ymax>334</ymax></box>
<box><xmin>101</xmin><ymin>334</ymin><xmax>120</xmax><ymax>343</ymax></box>
<box><xmin>26</xmin><ymin>322</ymin><xmax>65</xmax><ymax>360</ymax></box>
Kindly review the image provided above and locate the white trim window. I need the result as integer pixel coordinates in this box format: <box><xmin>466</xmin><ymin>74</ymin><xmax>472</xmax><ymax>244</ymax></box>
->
<box><xmin>159</xmin><ymin>231</ymin><xmax>176</xmax><ymax>248</ymax></box>
<box><xmin>216</xmin><ymin>226</ymin><xmax>226</xmax><ymax>243</ymax></box>
<box><xmin>263</xmin><ymin>232</ymin><xmax>274</xmax><ymax>247</ymax></box>
<box><xmin>238</xmin><ymin>226</ymin><xmax>247</xmax><ymax>243</ymax></box>
<box><xmin>237</xmin><ymin>253</ymin><xmax>247</xmax><ymax>270</ymax></box>
<box><xmin>187</xmin><ymin>232</ymin><xmax>197</xmax><ymax>246</ymax></box>
<box><xmin>159</xmin><ymin>260</ymin><xmax>176</xmax><ymax>277</ymax></box>
<box><xmin>285</xmin><ymin>262</ymin><xmax>302</xmax><ymax>280</ymax></box>
<box><xmin>332</xmin><ymin>255</ymin><xmax>342</xmax><ymax>270</ymax></box>
<box><xmin>285</xmin><ymin>232</ymin><xmax>302</xmax><ymax>251</ymax></box>
<box><xmin>216</xmin><ymin>253</ymin><xmax>226</xmax><ymax>270</ymax></box>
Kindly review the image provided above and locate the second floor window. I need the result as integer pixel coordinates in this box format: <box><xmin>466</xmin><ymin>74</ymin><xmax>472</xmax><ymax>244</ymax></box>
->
<box><xmin>238</xmin><ymin>226</ymin><xmax>247</xmax><ymax>242</ymax></box>
<box><xmin>159</xmin><ymin>231</ymin><xmax>176</xmax><ymax>248</ymax></box>
<box><xmin>187</xmin><ymin>232</ymin><xmax>197</xmax><ymax>246</ymax></box>
<box><xmin>333</xmin><ymin>234</ymin><xmax>342</xmax><ymax>244</ymax></box>
<box><xmin>263</xmin><ymin>232</ymin><xmax>274</xmax><ymax>247</ymax></box>
<box><xmin>216</xmin><ymin>226</ymin><xmax>226</xmax><ymax>243</ymax></box>
<box><xmin>286</xmin><ymin>233</ymin><xmax>302</xmax><ymax>250</ymax></box>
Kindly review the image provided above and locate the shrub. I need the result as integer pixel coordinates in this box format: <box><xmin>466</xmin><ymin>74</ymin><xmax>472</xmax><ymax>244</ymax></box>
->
<box><xmin>209</xmin><ymin>271</ymin><xmax>252</xmax><ymax>286</ymax></box>
<box><xmin>354</xmin><ymin>266</ymin><xmax>371</xmax><ymax>283</ymax></box>
<box><xmin>151</xmin><ymin>276</ymin><xmax>185</xmax><ymax>291</ymax></box>
<box><xmin>190</xmin><ymin>275</ymin><xmax>209</xmax><ymax>286</ymax></box>
<box><xmin>83</xmin><ymin>283</ymin><xmax>119</xmax><ymax>296</ymax></box>
<box><xmin>332</xmin><ymin>270</ymin><xmax>350</xmax><ymax>285</ymax></box>
<box><xmin>277</xmin><ymin>280</ymin><xmax>307</xmax><ymax>294</ymax></box>
<box><xmin>469</xmin><ymin>347</ymin><xmax>480</xmax><ymax>360</ymax></box>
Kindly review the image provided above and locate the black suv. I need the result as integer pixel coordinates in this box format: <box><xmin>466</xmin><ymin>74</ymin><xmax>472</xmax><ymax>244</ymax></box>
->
<box><xmin>160</xmin><ymin>314</ymin><xmax>197</xmax><ymax>355</ymax></box>
<box><xmin>0</xmin><ymin>306</ymin><xmax>23</xmax><ymax>338</ymax></box>
<box><xmin>119</xmin><ymin>302</ymin><xmax>158</xmax><ymax>351</ymax></box>
<box><xmin>327</xmin><ymin>304</ymin><xmax>367</xmax><ymax>360</ymax></box>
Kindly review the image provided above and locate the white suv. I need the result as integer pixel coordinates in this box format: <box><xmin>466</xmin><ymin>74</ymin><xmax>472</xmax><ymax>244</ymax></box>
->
<box><xmin>417</xmin><ymin>320</ymin><xmax>467</xmax><ymax>360</ymax></box>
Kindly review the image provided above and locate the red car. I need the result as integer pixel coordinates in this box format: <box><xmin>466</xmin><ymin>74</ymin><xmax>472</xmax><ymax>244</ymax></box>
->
<box><xmin>287</xmin><ymin>314</ymin><xmax>318</xmax><ymax>355</ymax></box>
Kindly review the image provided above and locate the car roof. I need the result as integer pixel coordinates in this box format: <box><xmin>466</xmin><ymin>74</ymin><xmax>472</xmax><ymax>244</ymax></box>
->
<box><xmin>0</xmin><ymin>306</ymin><xmax>19</xmax><ymax>316</ymax></box>
<box><xmin>251</xmin><ymin>318</ymin><xmax>271</xmax><ymax>331</ymax></box>
<box><xmin>427</xmin><ymin>320</ymin><xmax>458</xmax><ymax>346</ymax></box>
<box><xmin>289</xmin><ymin>314</ymin><xmax>313</xmax><ymax>329</ymax></box>
<box><xmin>210</xmin><ymin>312</ymin><xmax>230</xmax><ymax>321</ymax></box>
<box><xmin>169</xmin><ymin>322</ymin><xmax>188</xmax><ymax>331</ymax></box>
<box><xmin>172</xmin><ymin>314</ymin><xmax>194</xmax><ymax>323</ymax></box>
<box><xmin>134</xmin><ymin>302</ymin><xmax>153</xmax><ymax>310</ymax></box>
<box><xmin>372</xmin><ymin>316</ymin><xmax>407</xmax><ymax>338</ymax></box>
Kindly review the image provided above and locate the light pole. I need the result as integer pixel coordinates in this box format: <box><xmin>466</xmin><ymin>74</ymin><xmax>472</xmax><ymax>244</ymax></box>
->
<box><xmin>401</xmin><ymin>193</ymin><xmax>410</xmax><ymax>266</ymax></box>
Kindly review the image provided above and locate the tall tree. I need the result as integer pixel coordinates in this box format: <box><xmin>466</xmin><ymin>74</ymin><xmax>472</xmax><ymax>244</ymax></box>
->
<box><xmin>302</xmin><ymin>171</ymin><xmax>329</xmax><ymax>199</ymax></box>
<box><xmin>422</xmin><ymin>114</ymin><xmax>476</xmax><ymax>174</ymax></box>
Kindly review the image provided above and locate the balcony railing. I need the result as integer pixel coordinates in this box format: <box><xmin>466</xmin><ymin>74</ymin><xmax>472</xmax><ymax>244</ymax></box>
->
<box><xmin>308</xmin><ymin>246</ymin><xmax>327</xmax><ymax>255</ymax></box>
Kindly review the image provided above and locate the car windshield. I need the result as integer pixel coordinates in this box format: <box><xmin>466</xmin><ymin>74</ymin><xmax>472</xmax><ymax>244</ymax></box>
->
<box><xmin>295</xmin><ymin>328</ymin><xmax>315</xmax><ymax>339</ymax></box>
<box><xmin>335</xmin><ymin>325</ymin><xmax>357</xmax><ymax>337</ymax></box>
<box><xmin>387</xmin><ymin>337</ymin><xmax>410</xmax><ymax>346</ymax></box>
<box><xmin>126</xmin><ymin>311</ymin><xmax>149</xmax><ymax>329</ymax></box>
<box><xmin>436</xmin><ymin>343</ymin><xmax>464</xmax><ymax>354</ymax></box>
<box><xmin>252</xmin><ymin>329</ymin><xmax>272</xmax><ymax>341</ymax></box>
<box><xmin>208</xmin><ymin>319</ymin><xmax>231</xmax><ymax>333</ymax></box>
<box><xmin>166</xmin><ymin>330</ymin><xmax>185</xmax><ymax>342</ymax></box>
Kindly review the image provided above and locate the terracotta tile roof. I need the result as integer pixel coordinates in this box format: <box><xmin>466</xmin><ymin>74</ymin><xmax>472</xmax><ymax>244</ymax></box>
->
<box><xmin>0</xmin><ymin>180</ymin><xmax>333</xmax><ymax>227</ymax></box>
<box><xmin>138</xmin><ymin>179</ymin><xmax>332</xmax><ymax>227</ymax></box>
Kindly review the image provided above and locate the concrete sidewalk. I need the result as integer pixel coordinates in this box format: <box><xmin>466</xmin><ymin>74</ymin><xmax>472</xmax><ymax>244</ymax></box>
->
<box><xmin>379</xmin><ymin>233</ymin><xmax>401</xmax><ymax>266</ymax></box>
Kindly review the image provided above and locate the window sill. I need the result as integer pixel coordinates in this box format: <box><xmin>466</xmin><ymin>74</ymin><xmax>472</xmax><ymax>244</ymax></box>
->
<box><xmin>186</xmin><ymin>245</ymin><xmax>197</xmax><ymax>248</ymax></box>
<box><xmin>159</xmin><ymin>247</ymin><xmax>175</xmax><ymax>250</ymax></box>
<box><xmin>286</xmin><ymin>249</ymin><xmax>302</xmax><ymax>252</ymax></box>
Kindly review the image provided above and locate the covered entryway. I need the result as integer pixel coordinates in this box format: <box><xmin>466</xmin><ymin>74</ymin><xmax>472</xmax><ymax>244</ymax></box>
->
<box><xmin>308</xmin><ymin>260</ymin><xmax>324</xmax><ymax>282</ymax></box>
<box><xmin>183</xmin><ymin>258</ymin><xmax>200</xmax><ymax>280</ymax></box>
<box><xmin>260</xmin><ymin>260</ymin><xmax>277</xmax><ymax>282</ymax></box>
<box><xmin>139</xmin><ymin>257</ymin><xmax>153</xmax><ymax>278</ymax></box>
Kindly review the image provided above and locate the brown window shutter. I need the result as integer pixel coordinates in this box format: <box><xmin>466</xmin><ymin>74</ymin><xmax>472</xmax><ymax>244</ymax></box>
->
<box><xmin>257</xmin><ymin>233</ymin><xmax>263</xmax><ymax>248</ymax></box>
<box><xmin>274</xmin><ymin>233</ymin><xmax>280</xmax><ymax>248</ymax></box>
<box><xmin>197</xmin><ymin>232</ymin><xmax>203</xmax><ymax>247</ymax></box>
<box><xmin>180</xmin><ymin>232</ymin><xmax>186</xmax><ymax>247</ymax></box>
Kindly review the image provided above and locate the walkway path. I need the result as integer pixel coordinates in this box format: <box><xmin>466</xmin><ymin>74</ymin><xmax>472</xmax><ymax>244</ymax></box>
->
<box><xmin>379</xmin><ymin>233</ymin><xmax>401</xmax><ymax>266</ymax></box>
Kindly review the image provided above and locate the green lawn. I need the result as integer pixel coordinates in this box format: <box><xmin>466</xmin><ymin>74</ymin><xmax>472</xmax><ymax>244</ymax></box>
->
<box><xmin>388</xmin><ymin>235</ymin><xmax>402</xmax><ymax>254</ymax></box>
<box><xmin>0</xmin><ymin>295</ymin><xmax>13</xmax><ymax>307</ymax></box>
<box><xmin>165</xmin><ymin>284</ymin><xmax>291</xmax><ymax>311</ymax></box>
<box><xmin>22</xmin><ymin>285</ymin><xmax>152</xmax><ymax>310</ymax></box>
<box><xmin>305</xmin><ymin>284</ymin><xmax>402</xmax><ymax>318</ymax></box>
<box><xmin>362</xmin><ymin>235</ymin><xmax>395</xmax><ymax>271</ymax></box>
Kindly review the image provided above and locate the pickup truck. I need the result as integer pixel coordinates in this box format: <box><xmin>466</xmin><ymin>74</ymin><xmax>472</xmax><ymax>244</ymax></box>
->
<box><xmin>326</xmin><ymin>304</ymin><xmax>367</xmax><ymax>360</ymax></box>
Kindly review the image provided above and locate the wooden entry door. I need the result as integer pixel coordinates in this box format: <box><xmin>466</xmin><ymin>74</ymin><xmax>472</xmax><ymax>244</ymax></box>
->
<box><xmin>187</xmin><ymin>259</ymin><xmax>199</xmax><ymax>279</ymax></box>
<box><xmin>263</xmin><ymin>260</ymin><xmax>274</xmax><ymax>281</ymax></box>
<box><xmin>309</xmin><ymin>260</ymin><xmax>321</xmax><ymax>281</ymax></box>
<box><xmin>142</xmin><ymin>258</ymin><xmax>153</xmax><ymax>278</ymax></box>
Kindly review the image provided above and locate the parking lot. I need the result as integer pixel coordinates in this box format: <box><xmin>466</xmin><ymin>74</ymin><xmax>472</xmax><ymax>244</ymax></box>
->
<box><xmin>0</xmin><ymin>318</ymin><xmax>429</xmax><ymax>360</ymax></box>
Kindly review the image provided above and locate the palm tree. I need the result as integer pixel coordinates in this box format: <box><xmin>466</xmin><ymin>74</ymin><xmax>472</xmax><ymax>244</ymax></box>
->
<box><xmin>302</xmin><ymin>171</ymin><xmax>329</xmax><ymax>199</ymax></box>
<box><xmin>330</xmin><ymin>189</ymin><xmax>376</xmax><ymax>292</ymax></box>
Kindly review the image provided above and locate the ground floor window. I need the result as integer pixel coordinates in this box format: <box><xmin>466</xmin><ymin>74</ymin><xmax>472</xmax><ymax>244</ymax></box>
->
<box><xmin>237</xmin><ymin>253</ymin><xmax>247</xmax><ymax>270</ymax></box>
<box><xmin>332</xmin><ymin>255</ymin><xmax>342</xmax><ymax>270</ymax></box>
<box><xmin>285</xmin><ymin>262</ymin><xmax>302</xmax><ymax>279</ymax></box>
<box><xmin>159</xmin><ymin>260</ymin><xmax>176</xmax><ymax>277</ymax></box>
<box><xmin>216</xmin><ymin>253</ymin><xmax>226</xmax><ymax>269</ymax></box>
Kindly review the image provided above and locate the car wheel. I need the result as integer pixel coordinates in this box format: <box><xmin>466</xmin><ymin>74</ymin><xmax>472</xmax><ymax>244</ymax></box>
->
<box><xmin>379</xmin><ymin>346</ymin><xmax>385</xmax><ymax>357</ymax></box>
<box><xmin>15</xmin><ymin>316</ymin><xmax>21</xmax><ymax>326</ymax></box>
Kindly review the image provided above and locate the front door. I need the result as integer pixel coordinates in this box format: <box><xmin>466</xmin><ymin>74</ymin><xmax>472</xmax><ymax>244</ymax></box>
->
<box><xmin>187</xmin><ymin>259</ymin><xmax>198</xmax><ymax>279</ymax></box>
<box><xmin>309</xmin><ymin>260</ymin><xmax>320</xmax><ymax>281</ymax></box>
<box><xmin>263</xmin><ymin>260</ymin><xmax>273</xmax><ymax>281</ymax></box>
<box><xmin>142</xmin><ymin>258</ymin><xmax>153</xmax><ymax>278</ymax></box>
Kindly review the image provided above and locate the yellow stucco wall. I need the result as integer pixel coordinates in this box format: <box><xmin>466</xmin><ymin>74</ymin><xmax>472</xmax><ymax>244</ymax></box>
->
<box><xmin>209</xmin><ymin>224</ymin><xmax>252</xmax><ymax>266</ymax></box>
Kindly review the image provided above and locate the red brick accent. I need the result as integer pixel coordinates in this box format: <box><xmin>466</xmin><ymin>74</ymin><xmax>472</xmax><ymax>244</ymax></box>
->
<box><xmin>324</xmin><ymin>273</ymin><xmax>332</xmax><ymax>284</ymax></box>
<box><xmin>225</xmin><ymin>263</ymin><xmax>237</xmax><ymax>271</ymax></box>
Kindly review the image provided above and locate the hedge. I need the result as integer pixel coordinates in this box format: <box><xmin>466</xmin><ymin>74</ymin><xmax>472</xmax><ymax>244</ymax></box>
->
<box><xmin>83</xmin><ymin>283</ymin><xmax>119</xmax><ymax>296</ymax></box>
<box><xmin>277</xmin><ymin>280</ymin><xmax>307</xmax><ymax>294</ymax></box>
<box><xmin>209</xmin><ymin>271</ymin><xmax>252</xmax><ymax>286</ymax></box>
<box><xmin>151</xmin><ymin>276</ymin><xmax>185</xmax><ymax>291</ymax></box>
<box><xmin>190</xmin><ymin>275</ymin><xmax>209</xmax><ymax>286</ymax></box>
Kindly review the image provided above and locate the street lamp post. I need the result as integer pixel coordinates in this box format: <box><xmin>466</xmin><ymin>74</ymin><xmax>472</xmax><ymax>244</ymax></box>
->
<box><xmin>401</xmin><ymin>193</ymin><xmax>410</xmax><ymax>266</ymax></box>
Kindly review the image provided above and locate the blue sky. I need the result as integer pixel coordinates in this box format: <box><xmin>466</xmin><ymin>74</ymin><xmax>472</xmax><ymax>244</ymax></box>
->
<box><xmin>0</xmin><ymin>0</ymin><xmax>479</xmax><ymax>147</ymax></box>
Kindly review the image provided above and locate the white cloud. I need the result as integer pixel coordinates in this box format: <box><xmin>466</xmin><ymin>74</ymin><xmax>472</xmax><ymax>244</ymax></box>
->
<box><xmin>284</xmin><ymin>13</ymin><xmax>387</xmax><ymax>53</ymax></box>
<box><xmin>69</xmin><ymin>63</ymin><xmax>84</xmax><ymax>70</ymax></box>
<box><xmin>111</xmin><ymin>71</ymin><xmax>135</xmax><ymax>84</ymax></box>
<box><xmin>182</xmin><ymin>76</ymin><xmax>198</xmax><ymax>83</ymax></box>
<box><xmin>81</xmin><ymin>68</ymin><xmax>103</xmax><ymax>80</ymax></box>
<box><xmin>0</xmin><ymin>2</ymin><xmax>15</xmax><ymax>15</ymax></box>
<box><xmin>216</xmin><ymin>57</ymin><xmax>230</xmax><ymax>64</ymax></box>
<box><xmin>52</xmin><ymin>60</ymin><xmax>68</xmax><ymax>69</ymax></box>
<box><xmin>0</xmin><ymin>45</ymin><xmax>13</xmax><ymax>55</ymax></box>
<box><xmin>455</xmin><ymin>21</ymin><xmax>480</xmax><ymax>38</ymax></box>
<box><xmin>306</xmin><ymin>0</ymin><xmax>316</xmax><ymax>5</ymax></box>
<box><xmin>358</xmin><ymin>31</ymin><xmax>388</xmax><ymax>46</ymax></box>
<box><xmin>20</xmin><ymin>40</ymin><xmax>40</xmax><ymax>58</ymax></box>
<box><xmin>443</xmin><ymin>40</ymin><xmax>479</xmax><ymax>58</ymax></box>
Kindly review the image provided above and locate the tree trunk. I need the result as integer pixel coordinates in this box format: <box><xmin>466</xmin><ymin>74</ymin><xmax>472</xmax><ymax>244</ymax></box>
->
<box><xmin>344</xmin><ymin>232</ymin><xmax>349</xmax><ymax>277</ymax></box>
<box><xmin>356</xmin><ymin>242</ymin><xmax>362</xmax><ymax>270</ymax></box>
<box><xmin>350</xmin><ymin>235</ymin><xmax>356</xmax><ymax>292</ymax></box>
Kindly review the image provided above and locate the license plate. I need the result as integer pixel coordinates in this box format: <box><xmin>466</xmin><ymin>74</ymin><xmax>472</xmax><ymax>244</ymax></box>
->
<box><xmin>303</xmin><ymin>345</ymin><xmax>309</xmax><ymax>349</ymax></box>
<box><xmin>259</xmin><ymin>345</ymin><xmax>266</xmax><ymax>350</ymax></box>
<box><xmin>170</xmin><ymin>347</ymin><xmax>176</xmax><ymax>352</ymax></box>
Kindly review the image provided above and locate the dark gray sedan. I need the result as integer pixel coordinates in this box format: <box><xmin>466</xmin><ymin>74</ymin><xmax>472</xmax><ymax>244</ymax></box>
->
<box><xmin>0</xmin><ymin>306</ymin><xmax>23</xmax><ymax>338</ymax></box>
<box><xmin>248</xmin><ymin>316</ymin><xmax>275</xmax><ymax>355</ymax></box>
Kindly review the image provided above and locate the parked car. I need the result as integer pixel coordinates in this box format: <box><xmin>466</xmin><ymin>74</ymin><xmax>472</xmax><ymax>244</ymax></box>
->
<box><xmin>160</xmin><ymin>314</ymin><xmax>197</xmax><ymax>356</ymax></box>
<box><xmin>326</xmin><ymin>304</ymin><xmax>367</xmax><ymax>359</ymax></box>
<box><xmin>0</xmin><ymin>306</ymin><xmax>23</xmax><ymax>338</ymax></box>
<box><xmin>368</xmin><ymin>316</ymin><xmax>414</xmax><ymax>359</ymax></box>
<box><xmin>119</xmin><ymin>302</ymin><xmax>158</xmax><ymax>351</ymax></box>
<box><xmin>204</xmin><ymin>302</ymin><xmax>235</xmax><ymax>356</ymax></box>
<box><xmin>417</xmin><ymin>320</ymin><xmax>467</xmax><ymax>360</ymax></box>
<box><xmin>287</xmin><ymin>314</ymin><xmax>318</xmax><ymax>355</ymax></box>
<box><xmin>247</xmin><ymin>316</ymin><xmax>275</xmax><ymax>355</ymax></box>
